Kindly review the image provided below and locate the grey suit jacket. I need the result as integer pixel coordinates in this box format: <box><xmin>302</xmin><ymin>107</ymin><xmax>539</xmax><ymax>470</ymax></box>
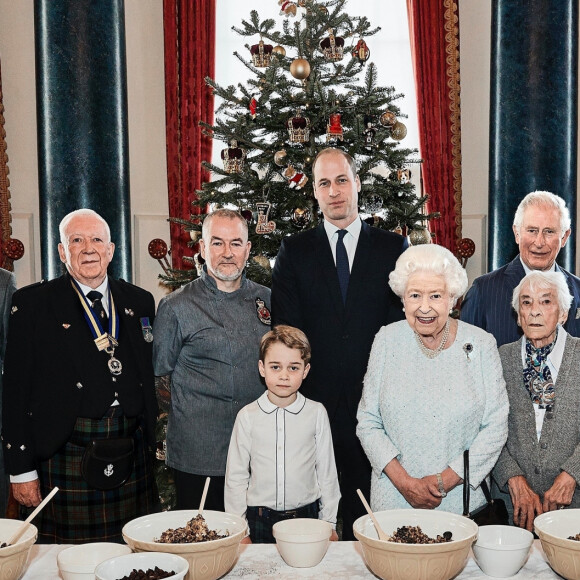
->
<box><xmin>493</xmin><ymin>333</ymin><xmax>580</xmax><ymax>508</ymax></box>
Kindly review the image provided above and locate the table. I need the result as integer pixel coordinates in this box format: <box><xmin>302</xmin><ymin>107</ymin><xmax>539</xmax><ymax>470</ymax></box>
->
<box><xmin>21</xmin><ymin>540</ymin><xmax>561</xmax><ymax>579</ymax></box>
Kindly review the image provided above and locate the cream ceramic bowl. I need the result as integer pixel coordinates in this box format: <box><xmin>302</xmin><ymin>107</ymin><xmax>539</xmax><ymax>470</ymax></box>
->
<box><xmin>472</xmin><ymin>524</ymin><xmax>533</xmax><ymax>577</ymax></box>
<box><xmin>535</xmin><ymin>508</ymin><xmax>580</xmax><ymax>580</ymax></box>
<box><xmin>57</xmin><ymin>543</ymin><xmax>133</xmax><ymax>580</ymax></box>
<box><xmin>272</xmin><ymin>518</ymin><xmax>332</xmax><ymax>568</ymax></box>
<box><xmin>0</xmin><ymin>519</ymin><xmax>38</xmax><ymax>580</ymax></box>
<box><xmin>95</xmin><ymin>551</ymin><xmax>189</xmax><ymax>580</ymax></box>
<box><xmin>353</xmin><ymin>509</ymin><xmax>478</xmax><ymax>580</ymax></box>
<box><xmin>122</xmin><ymin>509</ymin><xmax>246</xmax><ymax>580</ymax></box>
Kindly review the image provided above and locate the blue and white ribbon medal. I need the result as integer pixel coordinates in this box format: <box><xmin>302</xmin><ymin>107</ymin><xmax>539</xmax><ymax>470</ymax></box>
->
<box><xmin>71</xmin><ymin>280</ymin><xmax>122</xmax><ymax>375</ymax></box>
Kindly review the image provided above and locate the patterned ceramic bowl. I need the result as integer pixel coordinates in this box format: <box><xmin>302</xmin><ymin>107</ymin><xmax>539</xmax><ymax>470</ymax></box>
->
<box><xmin>535</xmin><ymin>509</ymin><xmax>580</xmax><ymax>580</ymax></box>
<box><xmin>353</xmin><ymin>509</ymin><xmax>478</xmax><ymax>580</ymax></box>
<box><xmin>0</xmin><ymin>519</ymin><xmax>38</xmax><ymax>580</ymax></box>
<box><xmin>122</xmin><ymin>510</ymin><xmax>246</xmax><ymax>580</ymax></box>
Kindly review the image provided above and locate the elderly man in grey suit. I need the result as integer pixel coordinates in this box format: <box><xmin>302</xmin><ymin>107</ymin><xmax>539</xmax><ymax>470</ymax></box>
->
<box><xmin>494</xmin><ymin>270</ymin><xmax>580</xmax><ymax>531</ymax></box>
<box><xmin>0</xmin><ymin>267</ymin><xmax>16</xmax><ymax>517</ymax></box>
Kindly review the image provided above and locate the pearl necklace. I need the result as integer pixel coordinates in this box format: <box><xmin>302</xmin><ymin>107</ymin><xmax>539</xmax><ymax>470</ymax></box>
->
<box><xmin>414</xmin><ymin>319</ymin><xmax>450</xmax><ymax>359</ymax></box>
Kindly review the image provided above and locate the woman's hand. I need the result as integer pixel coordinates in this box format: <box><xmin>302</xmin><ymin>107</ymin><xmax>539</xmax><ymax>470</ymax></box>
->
<box><xmin>330</xmin><ymin>529</ymin><xmax>339</xmax><ymax>541</ymax></box>
<box><xmin>384</xmin><ymin>459</ymin><xmax>441</xmax><ymax>509</ymax></box>
<box><xmin>240</xmin><ymin>535</ymin><xmax>253</xmax><ymax>545</ymax></box>
<box><xmin>543</xmin><ymin>471</ymin><xmax>576</xmax><ymax>512</ymax></box>
<box><xmin>508</xmin><ymin>475</ymin><xmax>542</xmax><ymax>531</ymax></box>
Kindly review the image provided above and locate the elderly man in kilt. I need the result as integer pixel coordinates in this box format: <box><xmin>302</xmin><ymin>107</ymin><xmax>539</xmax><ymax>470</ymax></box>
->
<box><xmin>2</xmin><ymin>209</ymin><xmax>158</xmax><ymax>543</ymax></box>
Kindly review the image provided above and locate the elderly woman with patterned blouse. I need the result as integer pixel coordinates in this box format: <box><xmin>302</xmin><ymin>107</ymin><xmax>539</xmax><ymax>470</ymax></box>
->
<box><xmin>493</xmin><ymin>270</ymin><xmax>580</xmax><ymax>531</ymax></box>
<box><xmin>357</xmin><ymin>244</ymin><xmax>509</xmax><ymax>513</ymax></box>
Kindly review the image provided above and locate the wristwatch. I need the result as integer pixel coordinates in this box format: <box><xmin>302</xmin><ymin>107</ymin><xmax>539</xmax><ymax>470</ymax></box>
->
<box><xmin>436</xmin><ymin>473</ymin><xmax>447</xmax><ymax>498</ymax></box>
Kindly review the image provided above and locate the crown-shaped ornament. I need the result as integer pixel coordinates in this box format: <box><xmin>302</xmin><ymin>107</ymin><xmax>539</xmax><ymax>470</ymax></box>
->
<box><xmin>250</xmin><ymin>39</ymin><xmax>273</xmax><ymax>68</ymax></box>
<box><xmin>352</xmin><ymin>38</ymin><xmax>370</xmax><ymax>64</ymax></box>
<box><xmin>221</xmin><ymin>139</ymin><xmax>246</xmax><ymax>173</ymax></box>
<box><xmin>320</xmin><ymin>29</ymin><xmax>345</xmax><ymax>61</ymax></box>
<box><xmin>286</xmin><ymin>109</ymin><xmax>311</xmax><ymax>143</ymax></box>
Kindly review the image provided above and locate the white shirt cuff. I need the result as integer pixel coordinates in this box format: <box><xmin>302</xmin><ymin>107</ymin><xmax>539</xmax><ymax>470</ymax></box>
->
<box><xmin>10</xmin><ymin>471</ymin><xmax>38</xmax><ymax>483</ymax></box>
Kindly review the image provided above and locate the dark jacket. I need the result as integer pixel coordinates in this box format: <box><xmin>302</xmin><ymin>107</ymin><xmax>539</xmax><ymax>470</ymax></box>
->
<box><xmin>461</xmin><ymin>255</ymin><xmax>580</xmax><ymax>347</ymax></box>
<box><xmin>271</xmin><ymin>220</ymin><xmax>407</xmax><ymax>419</ymax></box>
<box><xmin>2</xmin><ymin>274</ymin><xmax>157</xmax><ymax>475</ymax></box>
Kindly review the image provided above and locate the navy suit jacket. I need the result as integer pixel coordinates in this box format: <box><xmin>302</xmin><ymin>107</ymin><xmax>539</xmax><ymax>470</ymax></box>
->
<box><xmin>461</xmin><ymin>255</ymin><xmax>580</xmax><ymax>347</ymax></box>
<box><xmin>271</xmin><ymin>220</ymin><xmax>408</xmax><ymax>420</ymax></box>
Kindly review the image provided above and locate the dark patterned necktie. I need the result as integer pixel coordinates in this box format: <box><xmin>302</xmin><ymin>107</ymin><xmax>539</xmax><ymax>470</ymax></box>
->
<box><xmin>87</xmin><ymin>290</ymin><xmax>108</xmax><ymax>326</ymax></box>
<box><xmin>336</xmin><ymin>229</ymin><xmax>350</xmax><ymax>303</ymax></box>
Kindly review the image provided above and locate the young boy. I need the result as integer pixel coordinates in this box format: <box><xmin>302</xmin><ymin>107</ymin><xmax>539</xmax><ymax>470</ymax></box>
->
<box><xmin>224</xmin><ymin>325</ymin><xmax>340</xmax><ymax>543</ymax></box>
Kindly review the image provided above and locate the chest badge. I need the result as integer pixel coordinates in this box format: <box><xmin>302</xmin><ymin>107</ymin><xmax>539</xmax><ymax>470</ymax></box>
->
<box><xmin>140</xmin><ymin>317</ymin><xmax>154</xmax><ymax>342</ymax></box>
<box><xmin>256</xmin><ymin>298</ymin><xmax>271</xmax><ymax>325</ymax></box>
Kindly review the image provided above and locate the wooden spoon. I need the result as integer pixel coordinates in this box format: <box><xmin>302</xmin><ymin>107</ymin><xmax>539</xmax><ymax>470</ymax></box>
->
<box><xmin>6</xmin><ymin>486</ymin><xmax>59</xmax><ymax>546</ymax></box>
<box><xmin>356</xmin><ymin>488</ymin><xmax>390</xmax><ymax>541</ymax></box>
<box><xmin>198</xmin><ymin>477</ymin><xmax>210</xmax><ymax>513</ymax></box>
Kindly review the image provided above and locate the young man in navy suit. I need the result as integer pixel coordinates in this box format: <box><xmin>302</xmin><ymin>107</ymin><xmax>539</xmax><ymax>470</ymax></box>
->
<box><xmin>271</xmin><ymin>148</ymin><xmax>408</xmax><ymax>539</ymax></box>
<box><xmin>462</xmin><ymin>191</ymin><xmax>580</xmax><ymax>347</ymax></box>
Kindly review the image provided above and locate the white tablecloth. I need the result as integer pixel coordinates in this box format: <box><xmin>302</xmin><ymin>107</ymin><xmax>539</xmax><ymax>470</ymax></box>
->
<box><xmin>22</xmin><ymin>540</ymin><xmax>560</xmax><ymax>579</ymax></box>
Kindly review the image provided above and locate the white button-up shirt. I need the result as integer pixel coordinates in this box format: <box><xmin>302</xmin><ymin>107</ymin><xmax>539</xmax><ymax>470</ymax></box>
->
<box><xmin>224</xmin><ymin>391</ymin><xmax>340</xmax><ymax>526</ymax></box>
<box><xmin>323</xmin><ymin>217</ymin><xmax>362</xmax><ymax>270</ymax></box>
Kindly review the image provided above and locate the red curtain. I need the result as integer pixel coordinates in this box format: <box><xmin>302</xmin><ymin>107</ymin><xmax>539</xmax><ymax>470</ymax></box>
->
<box><xmin>163</xmin><ymin>0</ymin><xmax>216</xmax><ymax>268</ymax></box>
<box><xmin>406</xmin><ymin>0</ymin><xmax>462</xmax><ymax>254</ymax></box>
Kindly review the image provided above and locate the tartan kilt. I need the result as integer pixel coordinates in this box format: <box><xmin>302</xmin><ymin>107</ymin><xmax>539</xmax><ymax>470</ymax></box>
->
<box><xmin>37</xmin><ymin>409</ymin><xmax>158</xmax><ymax>543</ymax></box>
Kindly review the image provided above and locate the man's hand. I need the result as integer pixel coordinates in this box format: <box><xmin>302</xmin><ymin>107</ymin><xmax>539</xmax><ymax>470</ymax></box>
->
<box><xmin>330</xmin><ymin>529</ymin><xmax>339</xmax><ymax>541</ymax></box>
<box><xmin>508</xmin><ymin>475</ymin><xmax>542</xmax><ymax>532</ymax></box>
<box><xmin>240</xmin><ymin>535</ymin><xmax>252</xmax><ymax>545</ymax></box>
<box><xmin>12</xmin><ymin>480</ymin><xmax>42</xmax><ymax>508</ymax></box>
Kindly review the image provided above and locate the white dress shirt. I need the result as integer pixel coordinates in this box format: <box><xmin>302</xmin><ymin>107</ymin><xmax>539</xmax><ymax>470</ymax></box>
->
<box><xmin>224</xmin><ymin>391</ymin><xmax>341</xmax><ymax>527</ymax></box>
<box><xmin>519</xmin><ymin>324</ymin><xmax>566</xmax><ymax>440</ymax></box>
<box><xmin>323</xmin><ymin>217</ymin><xmax>362</xmax><ymax>270</ymax></box>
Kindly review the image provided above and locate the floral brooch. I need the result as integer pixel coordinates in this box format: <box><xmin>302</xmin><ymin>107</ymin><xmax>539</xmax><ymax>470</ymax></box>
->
<box><xmin>463</xmin><ymin>343</ymin><xmax>473</xmax><ymax>361</ymax></box>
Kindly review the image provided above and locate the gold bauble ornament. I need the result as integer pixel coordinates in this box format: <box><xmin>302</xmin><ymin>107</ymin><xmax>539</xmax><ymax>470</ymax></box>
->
<box><xmin>274</xmin><ymin>149</ymin><xmax>288</xmax><ymax>167</ymax></box>
<box><xmin>391</xmin><ymin>121</ymin><xmax>408</xmax><ymax>141</ymax></box>
<box><xmin>272</xmin><ymin>45</ymin><xmax>286</xmax><ymax>57</ymax></box>
<box><xmin>409</xmin><ymin>227</ymin><xmax>432</xmax><ymax>245</ymax></box>
<box><xmin>379</xmin><ymin>110</ymin><xmax>397</xmax><ymax>128</ymax></box>
<box><xmin>290</xmin><ymin>58</ymin><xmax>311</xmax><ymax>80</ymax></box>
<box><xmin>253</xmin><ymin>255</ymin><xmax>271</xmax><ymax>270</ymax></box>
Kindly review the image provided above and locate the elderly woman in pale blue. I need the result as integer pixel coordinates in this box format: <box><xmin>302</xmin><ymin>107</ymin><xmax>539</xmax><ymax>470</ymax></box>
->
<box><xmin>357</xmin><ymin>244</ymin><xmax>509</xmax><ymax>513</ymax></box>
<box><xmin>493</xmin><ymin>271</ymin><xmax>580</xmax><ymax>532</ymax></box>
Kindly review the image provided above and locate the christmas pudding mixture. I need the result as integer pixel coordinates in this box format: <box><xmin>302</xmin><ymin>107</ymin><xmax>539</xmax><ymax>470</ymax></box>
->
<box><xmin>155</xmin><ymin>514</ymin><xmax>228</xmax><ymax>543</ymax></box>
<box><xmin>568</xmin><ymin>533</ymin><xmax>580</xmax><ymax>541</ymax></box>
<box><xmin>116</xmin><ymin>568</ymin><xmax>175</xmax><ymax>580</ymax></box>
<box><xmin>388</xmin><ymin>525</ymin><xmax>452</xmax><ymax>544</ymax></box>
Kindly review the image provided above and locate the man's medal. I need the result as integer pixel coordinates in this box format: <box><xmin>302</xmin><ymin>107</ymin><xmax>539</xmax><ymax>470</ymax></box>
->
<box><xmin>71</xmin><ymin>280</ymin><xmax>122</xmax><ymax>375</ymax></box>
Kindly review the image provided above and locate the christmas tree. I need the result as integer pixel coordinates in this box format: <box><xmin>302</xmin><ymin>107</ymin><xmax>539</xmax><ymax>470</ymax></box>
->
<box><xmin>162</xmin><ymin>0</ymin><xmax>437</xmax><ymax>289</ymax></box>
<box><xmin>155</xmin><ymin>0</ymin><xmax>438</xmax><ymax>509</ymax></box>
